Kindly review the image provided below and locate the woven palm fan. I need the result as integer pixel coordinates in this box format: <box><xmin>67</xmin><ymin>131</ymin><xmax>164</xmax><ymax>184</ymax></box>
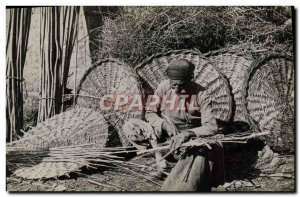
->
<box><xmin>244</xmin><ymin>53</ymin><xmax>294</xmax><ymax>152</ymax></box>
<box><xmin>6</xmin><ymin>108</ymin><xmax>110</xmax><ymax>179</ymax></box>
<box><xmin>75</xmin><ymin>59</ymin><xmax>143</xmax><ymax>147</ymax></box>
<box><xmin>206</xmin><ymin>52</ymin><xmax>254</xmax><ymax>123</ymax></box>
<box><xmin>135</xmin><ymin>50</ymin><xmax>232</xmax><ymax>122</ymax></box>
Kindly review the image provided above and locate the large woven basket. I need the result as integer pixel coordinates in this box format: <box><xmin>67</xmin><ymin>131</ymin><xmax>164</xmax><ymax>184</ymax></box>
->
<box><xmin>245</xmin><ymin>53</ymin><xmax>294</xmax><ymax>152</ymax></box>
<box><xmin>205</xmin><ymin>51</ymin><xmax>254</xmax><ymax>123</ymax></box>
<box><xmin>6</xmin><ymin>108</ymin><xmax>110</xmax><ymax>179</ymax></box>
<box><xmin>135</xmin><ymin>50</ymin><xmax>233</xmax><ymax>122</ymax></box>
<box><xmin>75</xmin><ymin>59</ymin><xmax>143</xmax><ymax>146</ymax></box>
<box><xmin>7</xmin><ymin>108</ymin><xmax>109</xmax><ymax>149</ymax></box>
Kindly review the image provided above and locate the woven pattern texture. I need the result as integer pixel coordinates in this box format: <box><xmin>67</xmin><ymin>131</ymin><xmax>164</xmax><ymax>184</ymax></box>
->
<box><xmin>7</xmin><ymin>108</ymin><xmax>109</xmax><ymax>149</ymax></box>
<box><xmin>245</xmin><ymin>54</ymin><xmax>294</xmax><ymax>152</ymax></box>
<box><xmin>13</xmin><ymin>162</ymin><xmax>82</xmax><ymax>180</ymax></box>
<box><xmin>135</xmin><ymin>50</ymin><xmax>233</xmax><ymax>122</ymax></box>
<box><xmin>75</xmin><ymin>59</ymin><xmax>143</xmax><ymax>146</ymax></box>
<box><xmin>206</xmin><ymin>52</ymin><xmax>254</xmax><ymax>123</ymax></box>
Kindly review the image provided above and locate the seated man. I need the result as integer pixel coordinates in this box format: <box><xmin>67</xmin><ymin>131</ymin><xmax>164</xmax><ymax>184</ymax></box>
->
<box><xmin>123</xmin><ymin>59</ymin><xmax>224</xmax><ymax>191</ymax></box>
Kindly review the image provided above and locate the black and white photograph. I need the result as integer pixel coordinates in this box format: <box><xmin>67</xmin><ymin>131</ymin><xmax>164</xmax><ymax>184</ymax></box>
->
<box><xmin>5</xmin><ymin>5</ymin><xmax>295</xmax><ymax>192</ymax></box>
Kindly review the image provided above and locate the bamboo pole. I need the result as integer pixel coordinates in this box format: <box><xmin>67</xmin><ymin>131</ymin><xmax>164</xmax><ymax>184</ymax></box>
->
<box><xmin>38</xmin><ymin>7</ymin><xmax>80</xmax><ymax>122</ymax></box>
<box><xmin>73</xmin><ymin>19</ymin><xmax>79</xmax><ymax>108</ymax></box>
<box><xmin>6</xmin><ymin>8</ymin><xmax>32</xmax><ymax>142</ymax></box>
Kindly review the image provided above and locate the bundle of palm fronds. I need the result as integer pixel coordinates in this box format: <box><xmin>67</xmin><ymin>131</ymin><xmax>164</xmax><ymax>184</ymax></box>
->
<box><xmin>137</xmin><ymin>131</ymin><xmax>270</xmax><ymax>155</ymax></box>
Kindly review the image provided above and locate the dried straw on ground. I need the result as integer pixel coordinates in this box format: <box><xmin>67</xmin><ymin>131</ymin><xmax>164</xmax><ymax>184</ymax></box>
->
<box><xmin>244</xmin><ymin>53</ymin><xmax>294</xmax><ymax>152</ymax></box>
<box><xmin>135</xmin><ymin>50</ymin><xmax>233</xmax><ymax>122</ymax></box>
<box><xmin>8</xmin><ymin>145</ymin><xmax>138</xmax><ymax>180</ymax></box>
<box><xmin>75</xmin><ymin>59</ymin><xmax>143</xmax><ymax>146</ymax></box>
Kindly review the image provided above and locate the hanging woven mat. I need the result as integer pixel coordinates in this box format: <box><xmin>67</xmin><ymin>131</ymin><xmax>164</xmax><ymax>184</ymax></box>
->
<box><xmin>75</xmin><ymin>59</ymin><xmax>143</xmax><ymax>147</ymax></box>
<box><xmin>244</xmin><ymin>53</ymin><xmax>294</xmax><ymax>153</ymax></box>
<box><xmin>135</xmin><ymin>50</ymin><xmax>233</xmax><ymax>122</ymax></box>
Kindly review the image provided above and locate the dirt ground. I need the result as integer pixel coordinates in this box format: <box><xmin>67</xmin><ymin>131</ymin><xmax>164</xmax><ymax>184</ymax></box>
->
<box><xmin>7</xmin><ymin>169</ymin><xmax>294</xmax><ymax>192</ymax></box>
<box><xmin>6</xmin><ymin>144</ymin><xmax>295</xmax><ymax>192</ymax></box>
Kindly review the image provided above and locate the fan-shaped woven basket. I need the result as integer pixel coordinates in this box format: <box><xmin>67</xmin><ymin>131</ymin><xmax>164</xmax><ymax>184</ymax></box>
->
<box><xmin>7</xmin><ymin>108</ymin><xmax>111</xmax><ymax>179</ymax></box>
<box><xmin>245</xmin><ymin>53</ymin><xmax>294</xmax><ymax>152</ymax></box>
<box><xmin>206</xmin><ymin>52</ymin><xmax>254</xmax><ymax>123</ymax></box>
<box><xmin>75</xmin><ymin>59</ymin><xmax>143</xmax><ymax>146</ymax></box>
<box><xmin>7</xmin><ymin>108</ymin><xmax>109</xmax><ymax>149</ymax></box>
<box><xmin>135</xmin><ymin>50</ymin><xmax>233</xmax><ymax>122</ymax></box>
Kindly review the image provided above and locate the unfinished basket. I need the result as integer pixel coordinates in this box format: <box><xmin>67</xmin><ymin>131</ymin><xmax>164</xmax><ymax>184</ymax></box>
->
<box><xmin>206</xmin><ymin>52</ymin><xmax>254</xmax><ymax>123</ymax></box>
<box><xmin>75</xmin><ymin>59</ymin><xmax>143</xmax><ymax>147</ymax></box>
<box><xmin>245</xmin><ymin>53</ymin><xmax>294</xmax><ymax>152</ymax></box>
<box><xmin>7</xmin><ymin>107</ymin><xmax>109</xmax><ymax>149</ymax></box>
<box><xmin>135</xmin><ymin>50</ymin><xmax>233</xmax><ymax>122</ymax></box>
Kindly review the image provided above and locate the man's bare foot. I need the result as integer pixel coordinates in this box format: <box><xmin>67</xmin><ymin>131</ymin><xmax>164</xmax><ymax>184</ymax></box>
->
<box><xmin>149</xmin><ymin>170</ymin><xmax>167</xmax><ymax>180</ymax></box>
<box><xmin>156</xmin><ymin>157</ymin><xmax>168</xmax><ymax>169</ymax></box>
<box><xmin>155</xmin><ymin>152</ymin><xmax>168</xmax><ymax>169</ymax></box>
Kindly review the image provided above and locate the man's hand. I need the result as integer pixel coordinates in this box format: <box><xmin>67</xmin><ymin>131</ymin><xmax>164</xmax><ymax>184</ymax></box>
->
<box><xmin>169</xmin><ymin>130</ymin><xmax>196</xmax><ymax>151</ymax></box>
<box><xmin>162</xmin><ymin>130</ymin><xmax>196</xmax><ymax>160</ymax></box>
<box><xmin>161</xmin><ymin>120</ymin><xmax>180</xmax><ymax>137</ymax></box>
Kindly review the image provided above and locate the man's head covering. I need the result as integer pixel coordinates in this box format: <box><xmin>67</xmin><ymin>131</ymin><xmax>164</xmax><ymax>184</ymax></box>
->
<box><xmin>166</xmin><ymin>59</ymin><xmax>195</xmax><ymax>80</ymax></box>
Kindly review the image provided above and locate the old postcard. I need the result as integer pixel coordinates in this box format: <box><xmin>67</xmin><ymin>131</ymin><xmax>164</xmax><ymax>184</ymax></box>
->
<box><xmin>6</xmin><ymin>6</ymin><xmax>295</xmax><ymax>192</ymax></box>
